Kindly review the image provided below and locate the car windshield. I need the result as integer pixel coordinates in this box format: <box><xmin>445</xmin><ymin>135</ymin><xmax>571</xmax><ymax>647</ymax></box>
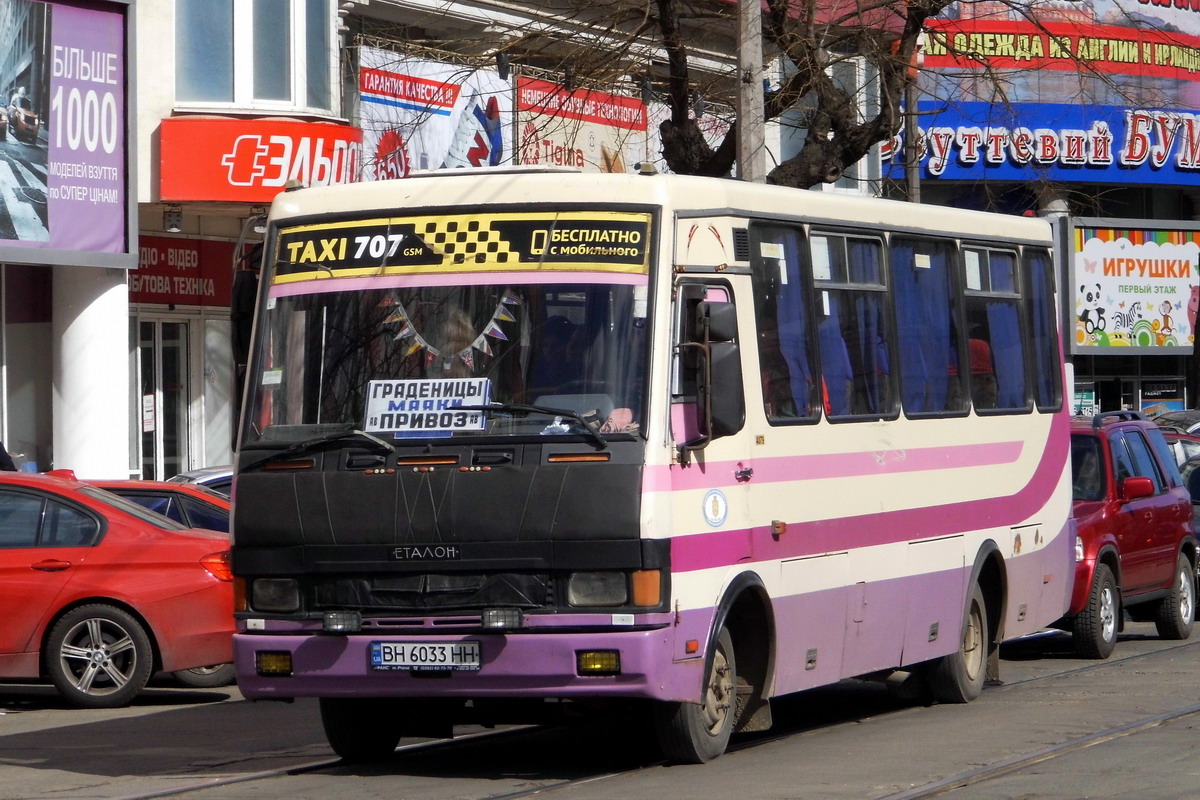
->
<box><xmin>246</xmin><ymin>280</ymin><xmax>649</xmax><ymax>445</ymax></box>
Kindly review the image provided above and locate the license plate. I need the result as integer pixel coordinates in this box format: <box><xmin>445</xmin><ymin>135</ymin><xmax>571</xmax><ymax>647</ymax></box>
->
<box><xmin>370</xmin><ymin>641</ymin><xmax>480</xmax><ymax>672</ymax></box>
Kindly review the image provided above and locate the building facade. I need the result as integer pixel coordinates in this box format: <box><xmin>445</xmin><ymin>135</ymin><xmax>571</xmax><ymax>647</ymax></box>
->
<box><xmin>41</xmin><ymin>0</ymin><xmax>1191</xmax><ymax>481</ymax></box>
<box><xmin>0</xmin><ymin>0</ymin><xmax>134</xmax><ymax>478</ymax></box>
<box><xmin>890</xmin><ymin>0</ymin><xmax>1200</xmax><ymax>413</ymax></box>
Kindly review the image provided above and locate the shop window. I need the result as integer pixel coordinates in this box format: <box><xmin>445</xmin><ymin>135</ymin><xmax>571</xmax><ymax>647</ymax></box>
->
<box><xmin>176</xmin><ymin>0</ymin><xmax>333</xmax><ymax>113</ymax></box>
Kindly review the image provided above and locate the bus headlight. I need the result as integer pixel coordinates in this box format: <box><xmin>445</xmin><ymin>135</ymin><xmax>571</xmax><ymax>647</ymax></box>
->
<box><xmin>251</xmin><ymin>578</ymin><xmax>300</xmax><ymax>612</ymax></box>
<box><xmin>568</xmin><ymin>572</ymin><xmax>628</xmax><ymax>606</ymax></box>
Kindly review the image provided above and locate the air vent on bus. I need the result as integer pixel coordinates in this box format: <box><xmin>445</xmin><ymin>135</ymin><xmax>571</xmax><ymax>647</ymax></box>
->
<box><xmin>733</xmin><ymin>228</ymin><xmax>750</xmax><ymax>262</ymax></box>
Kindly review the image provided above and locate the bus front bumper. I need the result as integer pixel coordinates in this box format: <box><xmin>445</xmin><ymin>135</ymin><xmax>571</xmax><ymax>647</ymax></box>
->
<box><xmin>233</xmin><ymin>626</ymin><xmax>701</xmax><ymax>703</ymax></box>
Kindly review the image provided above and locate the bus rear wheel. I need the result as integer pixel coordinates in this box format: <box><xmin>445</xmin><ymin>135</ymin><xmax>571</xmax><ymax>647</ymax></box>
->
<box><xmin>319</xmin><ymin>697</ymin><xmax>402</xmax><ymax>762</ymax></box>
<box><xmin>927</xmin><ymin>583</ymin><xmax>987</xmax><ymax>703</ymax></box>
<box><xmin>654</xmin><ymin>626</ymin><xmax>737</xmax><ymax>764</ymax></box>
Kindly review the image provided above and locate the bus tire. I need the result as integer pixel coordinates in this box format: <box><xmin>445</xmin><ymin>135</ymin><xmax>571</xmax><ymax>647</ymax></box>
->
<box><xmin>320</xmin><ymin>697</ymin><xmax>401</xmax><ymax>762</ymax></box>
<box><xmin>653</xmin><ymin>626</ymin><xmax>737</xmax><ymax>764</ymax></box>
<box><xmin>1073</xmin><ymin>563</ymin><xmax>1118</xmax><ymax>659</ymax></box>
<box><xmin>928</xmin><ymin>583</ymin><xmax>987</xmax><ymax>703</ymax></box>
<box><xmin>1153</xmin><ymin>553</ymin><xmax>1195</xmax><ymax>641</ymax></box>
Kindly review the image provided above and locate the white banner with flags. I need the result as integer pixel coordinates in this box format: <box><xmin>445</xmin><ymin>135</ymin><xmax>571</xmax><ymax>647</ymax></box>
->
<box><xmin>358</xmin><ymin>47</ymin><xmax>514</xmax><ymax>180</ymax></box>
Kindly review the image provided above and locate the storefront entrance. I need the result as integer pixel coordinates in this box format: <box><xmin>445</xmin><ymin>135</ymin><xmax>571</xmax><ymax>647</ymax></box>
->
<box><xmin>137</xmin><ymin>317</ymin><xmax>190</xmax><ymax>479</ymax></box>
<box><xmin>1073</xmin><ymin>376</ymin><xmax>1186</xmax><ymax>417</ymax></box>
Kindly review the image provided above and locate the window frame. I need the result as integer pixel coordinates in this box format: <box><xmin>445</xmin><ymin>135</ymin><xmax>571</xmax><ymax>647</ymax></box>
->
<box><xmin>0</xmin><ymin>487</ymin><xmax>105</xmax><ymax>549</ymax></box>
<box><xmin>959</xmin><ymin>243</ymin><xmax>1031</xmax><ymax>415</ymax></box>
<box><xmin>891</xmin><ymin>232</ymin><xmax>970</xmax><ymax>420</ymax></box>
<box><xmin>175</xmin><ymin>0</ymin><xmax>337</xmax><ymax>117</ymax></box>
<box><xmin>810</xmin><ymin>229</ymin><xmax>899</xmax><ymax>422</ymax></box>
<box><xmin>748</xmin><ymin>222</ymin><xmax>820</xmax><ymax>426</ymax></box>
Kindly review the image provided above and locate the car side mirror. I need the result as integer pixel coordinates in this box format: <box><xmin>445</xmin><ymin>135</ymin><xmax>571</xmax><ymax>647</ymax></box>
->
<box><xmin>1121</xmin><ymin>476</ymin><xmax>1155</xmax><ymax>502</ymax></box>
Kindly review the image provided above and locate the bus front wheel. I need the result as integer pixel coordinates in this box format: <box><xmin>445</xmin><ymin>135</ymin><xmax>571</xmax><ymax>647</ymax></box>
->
<box><xmin>654</xmin><ymin>626</ymin><xmax>738</xmax><ymax>764</ymax></box>
<box><xmin>320</xmin><ymin>697</ymin><xmax>402</xmax><ymax>762</ymax></box>
<box><xmin>927</xmin><ymin>583</ymin><xmax>988</xmax><ymax>703</ymax></box>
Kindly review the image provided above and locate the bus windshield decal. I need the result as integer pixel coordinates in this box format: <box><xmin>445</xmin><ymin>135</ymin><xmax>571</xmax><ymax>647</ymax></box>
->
<box><xmin>272</xmin><ymin>211</ymin><xmax>652</xmax><ymax>284</ymax></box>
<box><xmin>364</xmin><ymin>378</ymin><xmax>491</xmax><ymax>435</ymax></box>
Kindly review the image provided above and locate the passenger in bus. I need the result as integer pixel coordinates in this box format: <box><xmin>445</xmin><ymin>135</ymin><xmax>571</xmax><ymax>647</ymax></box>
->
<box><xmin>968</xmin><ymin>337</ymin><xmax>998</xmax><ymax>409</ymax></box>
<box><xmin>434</xmin><ymin>309</ymin><xmax>478</xmax><ymax>378</ymax></box>
<box><xmin>946</xmin><ymin>335</ymin><xmax>997</xmax><ymax>411</ymax></box>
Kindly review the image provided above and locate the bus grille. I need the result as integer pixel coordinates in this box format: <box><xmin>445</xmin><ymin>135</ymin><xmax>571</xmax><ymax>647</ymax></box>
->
<box><xmin>311</xmin><ymin>572</ymin><xmax>551</xmax><ymax>612</ymax></box>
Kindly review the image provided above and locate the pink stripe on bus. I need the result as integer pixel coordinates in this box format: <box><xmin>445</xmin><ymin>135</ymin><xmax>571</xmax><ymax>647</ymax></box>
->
<box><xmin>669</xmin><ymin>412</ymin><xmax>1069</xmax><ymax>572</ymax></box>
<box><xmin>272</xmin><ymin>271</ymin><xmax>648</xmax><ymax>296</ymax></box>
<box><xmin>645</xmin><ymin>439</ymin><xmax>1024</xmax><ymax>494</ymax></box>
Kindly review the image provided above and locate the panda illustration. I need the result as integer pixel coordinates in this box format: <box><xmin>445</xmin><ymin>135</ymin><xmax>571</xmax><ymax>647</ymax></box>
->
<box><xmin>1079</xmin><ymin>284</ymin><xmax>1106</xmax><ymax>334</ymax></box>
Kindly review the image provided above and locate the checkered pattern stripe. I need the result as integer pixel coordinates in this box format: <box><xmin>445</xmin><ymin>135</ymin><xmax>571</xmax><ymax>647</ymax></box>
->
<box><xmin>420</xmin><ymin>219</ymin><xmax>517</xmax><ymax>265</ymax></box>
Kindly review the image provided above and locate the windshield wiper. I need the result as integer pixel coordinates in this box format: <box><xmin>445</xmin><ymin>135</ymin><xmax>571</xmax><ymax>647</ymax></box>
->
<box><xmin>241</xmin><ymin>429</ymin><xmax>396</xmax><ymax>472</ymax></box>
<box><xmin>458</xmin><ymin>403</ymin><xmax>609</xmax><ymax>450</ymax></box>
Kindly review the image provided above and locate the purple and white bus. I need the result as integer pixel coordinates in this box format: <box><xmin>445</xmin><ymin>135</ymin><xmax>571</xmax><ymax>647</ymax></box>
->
<box><xmin>231</xmin><ymin>168</ymin><xmax>1073</xmax><ymax>763</ymax></box>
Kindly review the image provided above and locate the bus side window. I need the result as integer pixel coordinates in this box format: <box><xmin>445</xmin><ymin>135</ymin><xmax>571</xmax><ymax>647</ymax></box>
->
<box><xmin>749</xmin><ymin>225</ymin><xmax>817</xmax><ymax>422</ymax></box>
<box><xmin>811</xmin><ymin>233</ymin><xmax>896</xmax><ymax>419</ymax></box>
<box><xmin>963</xmin><ymin>247</ymin><xmax>1028</xmax><ymax>412</ymax></box>
<box><xmin>1024</xmin><ymin>247</ymin><xmax>1063</xmax><ymax>412</ymax></box>
<box><xmin>891</xmin><ymin>235</ymin><xmax>965</xmax><ymax>415</ymax></box>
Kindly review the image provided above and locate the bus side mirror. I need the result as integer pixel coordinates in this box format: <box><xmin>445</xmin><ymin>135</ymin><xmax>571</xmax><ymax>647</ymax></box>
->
<box><xmin>700</xmin><ymin>303</ymin><xmax>744</xmax><ymax>438</ymax></box>
<box><xmin>679</xmin><ymin>301</ymin><xmax>745</xmax><ymax>463</ymax></box>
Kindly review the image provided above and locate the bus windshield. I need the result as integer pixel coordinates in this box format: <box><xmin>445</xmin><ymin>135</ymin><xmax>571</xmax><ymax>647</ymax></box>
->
<box><xmin>247</xmin><ymin>278</ymin><xmax>649</xmax><ymax>445</ymax></box>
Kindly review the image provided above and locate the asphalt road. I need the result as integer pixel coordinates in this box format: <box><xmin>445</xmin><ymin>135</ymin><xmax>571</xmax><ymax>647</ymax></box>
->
<box><xmin>4</xmin><ymin>622</ymin><xmax>1200</xmax><ymax>799</ymax></box>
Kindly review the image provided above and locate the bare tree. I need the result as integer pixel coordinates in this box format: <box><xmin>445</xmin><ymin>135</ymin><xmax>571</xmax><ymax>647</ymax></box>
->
<box><xmin>649</xmin><ymin>0</ymin><xmax>945</xmax><ymax>187</ymax></box>
<box><xmin>355</xmin><ymin>0</ymin><xmax>1196</xmax><ymax>197</ymax></box>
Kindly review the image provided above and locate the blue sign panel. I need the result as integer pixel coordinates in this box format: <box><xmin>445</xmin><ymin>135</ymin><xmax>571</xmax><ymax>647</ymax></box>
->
<box><xmin>882</xmin><ymin>101</ymin><xmax>1200</xmax><ymax>185</ymax></box>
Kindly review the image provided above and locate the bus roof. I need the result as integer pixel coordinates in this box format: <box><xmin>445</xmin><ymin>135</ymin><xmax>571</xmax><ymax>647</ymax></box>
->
<box><xmin>268</xmin><ymin>170</ymin><xmax>1053</xmax><ymax>244</ymax></box>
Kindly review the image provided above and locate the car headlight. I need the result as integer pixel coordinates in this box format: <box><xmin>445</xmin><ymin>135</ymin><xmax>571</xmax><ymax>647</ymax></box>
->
<box><xmin>568</xmin><ymin>572</ymin><xmax>628</xmax><ymax>607</ymax></box>
<box><xmin>251</xmin><ymin>578</ymin><xmax>300</xmax><ymax>612</ymax></box>
<box><xmin>1075</xmin><ymin>534</ymin><xmax>1084</xmax><ymax>563</ymax></box>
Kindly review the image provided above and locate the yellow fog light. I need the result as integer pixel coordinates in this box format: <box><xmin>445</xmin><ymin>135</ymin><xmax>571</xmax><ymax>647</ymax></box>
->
<box><xmin>577</xmin><ymin>650</ymin><xmax>621</xmax><ymax>676</ymax></box>
<box><xmin>255</xmin><ymin>651</ymin><xmax>293</xmax><ymax>676</ymax></box>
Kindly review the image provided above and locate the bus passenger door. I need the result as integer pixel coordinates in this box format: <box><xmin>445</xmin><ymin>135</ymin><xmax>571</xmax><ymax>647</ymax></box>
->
<box><xmin>669</xmin><ymin>280</ymin><xmax>753</xmax><ymax>557</ymax></box>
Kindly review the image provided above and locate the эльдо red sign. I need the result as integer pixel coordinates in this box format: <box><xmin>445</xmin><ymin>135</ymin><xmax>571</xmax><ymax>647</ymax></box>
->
<box><xmin>159</xmin><ymin>117</ymin><xmax>363</xmax><ymax>203</ymax></box>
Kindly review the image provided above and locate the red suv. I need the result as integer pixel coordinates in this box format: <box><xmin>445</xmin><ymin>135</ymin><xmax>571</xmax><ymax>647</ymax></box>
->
<box><xmin>1066</xmin><ymin>411</ymin><xmax>1196</xmax><ymax>658</ymax></box>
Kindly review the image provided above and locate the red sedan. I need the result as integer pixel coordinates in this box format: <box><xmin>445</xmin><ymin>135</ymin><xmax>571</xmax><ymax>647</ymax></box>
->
<box><xmin>0</xmin><ymin>471</ymin><xmax>233</xmax><ymax>708</ymax></box>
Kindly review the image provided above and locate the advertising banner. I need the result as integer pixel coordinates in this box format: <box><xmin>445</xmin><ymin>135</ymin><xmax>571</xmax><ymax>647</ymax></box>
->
<box><xmin>1070</xmin><ymin>221</ymin><xmax>1200</xmax><ymax>354</ymax></box>
<box><xmin>517</xmin><ymin>78</ymin><xmax>648</xmax><ymax>173</ymax></box>
<box><xmin>271</xmin><ymin>210</ymin><xmax>654</xmax><ymax>286</ymax></box>
<box><xmin>0</xmin><ymin>0</ymin><xmax>128</xmax><ymax>259</ymax></box>
<box><xmin>358</xmin><ymin>47</ymin><xmax>513</xmax><ymax>180</ymax></box>
<box><xmin>131</xmin><ymin>236</ymin><xmax>239</xmax><ymax>307</ymax></box>
<box><xmin>159</xmin><ymin>117</ymin><xmax>362</xmax><ymax>203</ymax></box>
<box><xmin>923</xmin><ymin>20</ymin><xmax>1200</xmax><ymax>84</ymax></box>
<box><xmin>886</xmin><ymin>0</ymin><xmax>1200</xmax><ymax>186</ymax></box>
<box><xmin>884</xmin><ymin>101</ymin><xmax>1200</xmax><ymax>185</ymax></box>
